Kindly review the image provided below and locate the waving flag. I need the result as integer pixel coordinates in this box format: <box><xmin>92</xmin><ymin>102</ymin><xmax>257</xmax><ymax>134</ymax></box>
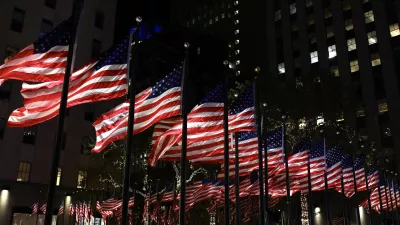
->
<box><xmin>68</xmin><ymin>203</ymin><xmax>74</xmax><ymax>216</ymax></box>
<box><xmin>0</xmin><ymin>19</ymin><xmax>73</xmax><ymax>84</ymax></box>
<box><xmin>367</xmin><ymin>164</ymin><xmax>379</xmax><ymax>189</ymax></box>
<box><xmin>40</xmin><ymin>202</ymin><xmax>47</xmax><ymax>214</ymax></box>
<box><xmin>8</xmin><ymin>37</ymin><xmax>131</xmax><ymax>127</ymax></box>
<box><xmin>336</xmin><ymin>154</ymin><xmax>355</xmax><ymax>197</ymax></box>
<box><xmin>31</xmin><ymin>202</ymin><xmax>38</xmax><ymax>214</ymax></box>
<box><xmin>326</xmin><ymin>146</ymin><xmax>343</xmax><ymax>188</ymax></box>
<box><xmin>92</xmin><ymin>68</ymin><xmax>182</xmax><ymax>153</ymax></box>
<box><xmin>354</xmin><ymin>156</ymin><xmax>366</xmax><ymax>191</ymax></box>
<box><xmin>58</xmin><ymin>201</ymin><xmax>64</xmax><ymax>216</ymax></box>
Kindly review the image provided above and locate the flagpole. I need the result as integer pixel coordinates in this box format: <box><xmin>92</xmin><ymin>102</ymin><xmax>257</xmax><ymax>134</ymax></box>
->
<box><xmin>262</xmin><ymin>108</ymin><xmax>269</xmax><ymax>222</ymax></box>
<box><xmin>253</xmin><ymin>71</ymin><xmax>266</xmax><ymax>225</ymax></box>
<box><xmin>393</xmin><ymin>179</ymin><xmax>400</xmax><ymax>225</ymax></box>
<box><xmin>88</xmin><ymin>196</ymin><xmax>91</xmax><ymax>225</ymax></box>
<box><xmin>223</xmin><ymin>60</ymin><xmax>230</xmax><ymax>225</ymax></box>
<box><xmin>234</xmin><ymin>132</ymin><xmax>240</xmax><ymax>225</ymax></box>
<box><xmin>322</xmin><ymin>134</ymin><xmax>332</xmax><ymax>225</ymax></box>
<box><xmin>36</xmin><ymin>191</ymin><xmax>41</xmax><ymax>225</ymax></box>
<box><xmin>351</xmin><ymin>152</ymin><xmax>361</xmax><ymax>225</ymax></box>
<box><xmin>340</xmin><ymin>166</ymin><xmax>348</xmax><ymax>225</ymax></box>
<box><xmin>383</xmin><ymin>174</ymin><xmax>391</xmax><ymax>220</ymax></box>
<box><xmin>121</xmin><ymin>18</ymin><xmax>140</xmax><ymax>225</ymax></box>
<box><xmin>305</xmin><ymin>126</ymin><xmax>313</xmax><ymax>225</ymax></box>
<box><xmin>179</xmin><ymin>42</ymin><xmax>190</xmax><ymax>225</ymax></box>
<box><xmin>377</xmin><ymin>170</ymin><xmax>385</xmax><ymax>223</ymax></box>
<box><xmin>363</xmin><ymin>165</ymin><xmax>373</xmax><ymax>225</ymax></box>
<box><xmin>44</xmin><ymin>1</ymin><xmax>82</xmax><ymax>224</ymax></box>
<box><xmin>282</xmin><ymin>113</ymin><xmax>291</xmax><ymax>225</ymax></box>
<box><xmin>388</xmin><ymin>178</ymin><xmax>397</xmax><ymax>224</ymax></box>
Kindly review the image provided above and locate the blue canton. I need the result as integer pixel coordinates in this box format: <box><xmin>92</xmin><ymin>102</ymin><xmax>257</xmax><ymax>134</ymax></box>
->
<box><xmin>229</xmin><ymin>86</ymin><xmax>254</xmax><ymax>115</ymax></box>
<box><xmin>263</xmin><ymin>129</ymin><xmax>282</xmax><ymax>150</ymax></box>
<box><xmin>341</xmin><ymin>154</ymin><xmax>353</xmax><ymax>169</ymax></box>
<box><xmin>293</xmin><ymin>137</ymin><xmax>311</xmax><ymax>154</ymax></box>
<box><xmin>310</xmin><ymin>140</ymin><xmax>324</xmax><ymax>159</ymax></box>
<box><xmin>198</xmin><ymin>84</ymin><xmax>224</xmax><ymax>105</ymax></box>
<box><xmin>94</xmin><ymin>37</ymin><xmax>130</xmax><ymax>71</ymax></box>
<box><xmin>367</xmin><ymin>164</ymin><xmax>378</xmax><ymax>177</ymax></box>
<box><xmin>354</xmin><ymin>155</ymin><xmax>365</xmax><ymax>171</ymax></box>
<box><xmin>202</xmin><ymin>178</ymin><xmax>214</xmax><ymax>185</ymax></box>
<box><xmin>326</xmin><ymin>146</ymin><xmax>342</xmax><ymax>168</ymax></box>
<box><xmin>33</xmin><ymin>18</ymin><xmax>72</xmax><ymax>54</ymax></box>
<box><xmin>237</xmin><ymin>131</ymin><xmax>257</xmax><ymax>142</ymax></box>
<box><xmin>146</xmin><ymin>70</ymin><xmax>181</xmax><ymax>100</ymax></box>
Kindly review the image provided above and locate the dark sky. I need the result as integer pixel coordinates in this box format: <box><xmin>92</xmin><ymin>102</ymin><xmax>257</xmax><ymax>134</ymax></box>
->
<box><xmin>114</xmin><ymin>0</ymin><xmax>171</xmax><ymax>42</ymax></box>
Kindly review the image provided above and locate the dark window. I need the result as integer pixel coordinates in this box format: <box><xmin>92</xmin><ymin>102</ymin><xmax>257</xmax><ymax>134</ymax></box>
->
<box><xmin>84</xmin><ymin>105</ymin><xmax>95</xmax><ymax>122</ymax></box>
<box><xmin>40</xmin><ymin>19</ymin><xmax>53</xmax><ymax>37</ymax></box>
<box><xmin>0</xmin><ymin>81</ymin><xmax>12</xmax><ymax>101</ymax></box>
<box><xmin>0</xmin><ymin>118</ymin><xmax>5</xmax><ymax>139</ymax></box>
<box><xmin>81</xmin><ymin>136</ymin><xmax>92</xmax><ymax>155</ymax></box>
<box><xmin>4</xmin><ymin>46</ymin><xmax>18</xmax><ymax>63</ymax></box>
<box><xmin>23</xmin><ymin>126</ymin><xmax>37</xmax><ymax>145</ymax></box>
<box><xmin>45</xmin><ymin>0</ymin><xmax>57</xmax><ymax>9</ymax></box>
<box><xmin>91</xmin><ymin>39</ymin><xmax>102</xmax><ymax>58</ymax></box>
<box><xmin>61</xmin><ymin>132</ymin><xmax>67</xmax><ymax>150</ymax></box>
<box><xmin>10</xmin><ymin>8</ymin><xmax>25</xmax><ymax>33</ymax></box>
<box><xmin>95</xmin><ymin>11</ymin><xmax>105</xmax><ymax>30</ymax></box>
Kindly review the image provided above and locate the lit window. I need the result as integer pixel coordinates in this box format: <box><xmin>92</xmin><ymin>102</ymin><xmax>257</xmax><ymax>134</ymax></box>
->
<box><xmin>275</xmin><ymin>10</ymin><xmax>282</xmax><ymax>21</ymax></box>
<box><xmin>324</xmin><ymin>8</ymin><xmax>332</xmax><ymax>19</ymax></box>
<box><xmin>331</xmin><ymin>66</ymin><xmax>339</xmax><ymax>77</ymax></box>
<box><xmin>236</xmin><ymin>71</ymin><xmax>240</xmax><ymax>76</ymax></box>
<box><xmin>336</xmin><ymin>112</ymin><xmax>344</xmax><ymax>122</ymax></box>
<box><xmin>357</xmin><ymin>108</ymin><xmax>366</xmax><ymax>117</ymax></box>
<box><xmin>235</xmin><ymin>30</ymin><xmax>239</xmax><ymax>34</ymax></box>
<box><xmin>306</xmin><ymin>0</ymin><xmax>313</xmax><ymax>7</ymax></box>
<box><xmin>234</xmin><ymin>10</ymin><xmax>239</xmax><ymax>15</ymax></box>
<box><xmin>235</xmin><ymin>40</ymin><xmax>239</xmax><ymax>44</ymax></box>
<box><xmin>290</xmin><ymin>3</ymin><xmax>297</xmax><ymax>15</ymax></box>
<box><xmin>17</xmin><ymin>162</ymin><xmax>31</xmax><ymax>182</ymax></box>
<box><xmin>299</xmin><ymin>119</ymin><xmax>306</xmax><ymax>130</ymax></box>
<box><xmin>221</xmin><ymin>13</ymin><xmax>225</xmax><ymax>19</ymax></box>
<box><xmin>371</xmin><ymin>53</ymin><xmax>381</xmax><ymax>67</ymax></box>
<box><xmin>77</xmin><ymin>170</ymin><xmax>87</xmax><ymax>189</ymax></box>
<box><xmin>350</xmin><ymin>60</ymin><xmax>359</xmax><ymax>73</ymax></box>
<box><xmin>235</xmin><ymin>50</ymin><xmax>240</xmax><ymax>55</ymax></box>
<box><xmin>326</xmin><ymin>26</ymin><xmax>334</xmax><ymax>38</ymax></box>
<box><xmin>235</xmin><ymin>20</ymin><xmax>239</xmax><ymax>25</ymax></box>
<box><xmin>215</xmin><ymin>16</ymin><xmax>218</xmax><ymax>22</ymax></box>
<box><xmin>308</xmin><ymin>15</ymin><xmax>315</xmax><ymax>25</ymax></box>
<box><xmin>342</xmin><ymin>3</ymin><xmax>351</xmax><ymax>11</ymax></box>
<box><xmin>347</xmin><ymin>38</ymin><xmax>356</xmax><ymax>51</ymax></box>
<box><xmin>310</xmin><ymin>51</ymin><xmax>318</xmax><ymax>64</ymax></box>
<box><xmin>328</xmin><ymin>45</ymin><xmax>337</xmax><ymax>58</ymax></box>
<box><xmin>390</xmin><ymin>23</ymin><xmax>400</xmax><ymax>37</ymax></box>
<box><xmin>278</xmin><ymin>63</ymin><xmax>285</xmax><ymax>74</ymax></box>
<box><xmin>235</xmin><ymin>60</ymin><xmax>240</xmax><ymax>65</ymax></box>
<box><xmin>365</xmin><ymin>11</ymin><xmax>374</xmax><ymax>24</ymax></box>
<box><xmin>378</xmin><ymin>102</ymin><xmax>388</xmax><ymax>114</ymax></box>
<box><xmin>209</xmin><ymin>19</ymin><xmax>212</xmax><ymax>25</ymax></box>
<box><xmin>367</xmin><ymin>31</ymin><xmax>377</xmax><ymax>45</ymax></box>
<box><xmin>345</xmin><ymin>19</ymin><xmax>353</xmax><ymax>31</ymax></box>
<box><xmin>296</xmin><ymin>77</ymin><xmax>303</xmax><ymax>89</ymax></box>
<box><xmin>234</xmin><ymin>1</ymin><xmax>239</xmax><ymax>6</ymax></box>
<box><xmin>56</xmin><ymin>168</ymin><xmax>62</xmax><ymax>186</ymax></box>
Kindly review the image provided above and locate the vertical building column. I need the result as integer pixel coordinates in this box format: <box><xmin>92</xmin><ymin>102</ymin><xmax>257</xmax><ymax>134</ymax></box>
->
<box><xmin>265</xmin><ymin>0</ymin><xmax>278</xmax><ymax>80</ymax></box>
<box><xmin>330</xmin><ymin>0</ymin><xmax>356</xmax><ymax>128</ymax></box>
<box><xmin>296</xmin><ymin>0</ymin><xmax>311</xmax><ymax>77</ymax></box>
<box><xmin>372</xmin><ymin>1</ymin><xmax>400</xmax><ymax>172</ymax></box>
<box><xmin>350</xmin><ymin>0</ymin><xmax>381</xmax><ymax>149</ymax></box>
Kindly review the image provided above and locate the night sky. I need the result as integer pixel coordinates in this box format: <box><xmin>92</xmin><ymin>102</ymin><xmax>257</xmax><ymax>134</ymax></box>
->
<box><xmin>114</xmin><ymin>0</ymin><xmax>172</xmax><ymax>42</ymax></box>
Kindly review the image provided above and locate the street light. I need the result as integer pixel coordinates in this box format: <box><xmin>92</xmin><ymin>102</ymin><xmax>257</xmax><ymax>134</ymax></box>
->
<box><xmin>314</xmin><ymin>207</ymin><xmax>321</xmax><ymax>215</ymax></box>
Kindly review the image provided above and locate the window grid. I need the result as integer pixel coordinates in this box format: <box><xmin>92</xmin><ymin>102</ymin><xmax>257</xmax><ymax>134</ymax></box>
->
<box><xmin>367</xmin><ymin>31</ymin><xmax>377</xmax><ymax>45</ymax></box>
<box><xmin>347</xmin><ymin>38</ymin><xmax>357</xmax><ymax>51</ymax></box>
<box><xmin>328</xmin><ymin>45</ymin><xmax>337</xmax><ymax>58</ymax></box>
<box><xmin>17</xmin><ymin>162</ymin><xmax>31</xmax><ymax>182</ymax></box>
<box><xmin>331</xmin><ymin>66</ymin><xmax>340</xmax><ymax>77</ymax></box>
<box><xmin>278</xmin><ymin>63</ymin><xmax>285</xmax><ymax>74</ymax></box>
<box><xmin>365</xmin><ymin>11</ymin><xmax>374</xmax><ymax>24</ymax></box>
<box><xmin>310</xmin><ymin>51</ymin><xmax>318</xmax><ymax>64</ymax></box>
<box><xmin>350</xmin><ymin>60</ymin><xmax>359</xmax><ymax>73</ymax></box>
<box><xmin>371</xmin><ymin>53</ymin><xmax>381</xmax><ymax>67</ymax></box>
<box><xmin>390</xmin><ymin>23</ymin><xmax>400</xmax><ymax>37</ymax></box>
<box><xmin>77</xmin><ymin>170</ymin><xmax>88</xmax><ymax>189</ymax></box>
<box><xmin>275</xmin><ymin>10</ymin><xmax>282</xmax><ymax>21</ymax></box>
<box><xmin>289</xmin><ymin>3</ymin><xmax>297</xmax><ymax>15</ymax></box>
<box><xmin>345</xmin><ymin>19</ymin><xmax>353</xmax><ymax>31</ymax></box>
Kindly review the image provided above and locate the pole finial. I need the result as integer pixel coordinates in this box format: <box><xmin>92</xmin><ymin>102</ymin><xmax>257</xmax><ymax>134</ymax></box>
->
<box><xmin>136</xmin><ymin>16</ymin><xmax>142</xmax><ymax>23</ymax></box>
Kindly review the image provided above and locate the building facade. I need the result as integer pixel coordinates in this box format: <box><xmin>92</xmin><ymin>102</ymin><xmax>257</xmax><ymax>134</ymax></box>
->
<box><xmin>0</xmin><ymin>0</ymin><xmax>117</xmax><ymax>224</ymax></box>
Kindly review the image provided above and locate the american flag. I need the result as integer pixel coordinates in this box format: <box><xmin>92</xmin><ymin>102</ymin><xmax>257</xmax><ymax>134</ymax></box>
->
<box><xmin>8</xmin><ymin>37</ymin><xmax>130</xmax><ymax>127</ymax></box>
<box><xmin>354</xmin><ymin>155</ymin><xmax>366</xmax><ymax>191</ymax></box>
<box><xmin>366</xmin><ymin>164</ymin><xmax>379</xmax><ymax>189</ymax></box>
<box><xmin>92</xmin><ymin>68</ymin><xmax>182</xmax><ymax>153</ymax></box>
<box><xmin>58</xmin><ymin>201</ymin><xmax>64</xmax><ymax>216</ymax></box>
<box><xmin>217</xmin><ymin>129</ymin><xmax>283</xmax><ymax>179</ymax></box>
<box><xmin>75</xmin><ymin>202</ymin><xmax>80</xmax><ymax>223</ymax></box>
<box><xmin>40</xmin><ymin>202</ymin><xmax>47</xmax><ymax>214</ymax></box>
<box><xmin>176</xmin><ymin>181</ymin><xmax>203</xmax><ymax>212</ymax></box>
<box><xmin>149</xmin><ymin>118</ymin><xmax>181</xmax><ymax>163</ymax></box>
<box><xmin>68</xmin><ymin>203</ymin><xmax>74</xmax><ymax>216</ymax></box>
<box><xmin>326</xmin><ymin>145</ymin><xmax>343</xmax><ymax>188</ymax></box>
<box><xmin>31</xmin><ymin>202</ymin><xmax>38</xmax><ymax>214</ymax></box>
<box><xmin>336</xmin><ymin>154</ymin><xmax>355</xmax><ymax>198</ymax></box>
<box><xmin>150</xmin><ymin>85</ymin><xmax>255</xmax><ymax>166</ymax></box>
<box><xmin>0</xmin><ymin>19</ymin><xmax>72</xmax><ymax>84</ymax></box>
<box><xmin>83</xmin><ymin>202</ymin><xmax>89</xmax><ymax>223</ymax></box>
<box><xmin>292</xmin><ymin>139</ymin><xmax>326</xmax><ymax>192</ymax></box>
<box><xmin>150</xmin><ymin>84</ymin><xmax>224</xmax><ymax>166</ymax></box>
<box><xmin>161</xmin><ymin>185</ymin><xmax>175</xmax><ymax>203</ymax></box>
